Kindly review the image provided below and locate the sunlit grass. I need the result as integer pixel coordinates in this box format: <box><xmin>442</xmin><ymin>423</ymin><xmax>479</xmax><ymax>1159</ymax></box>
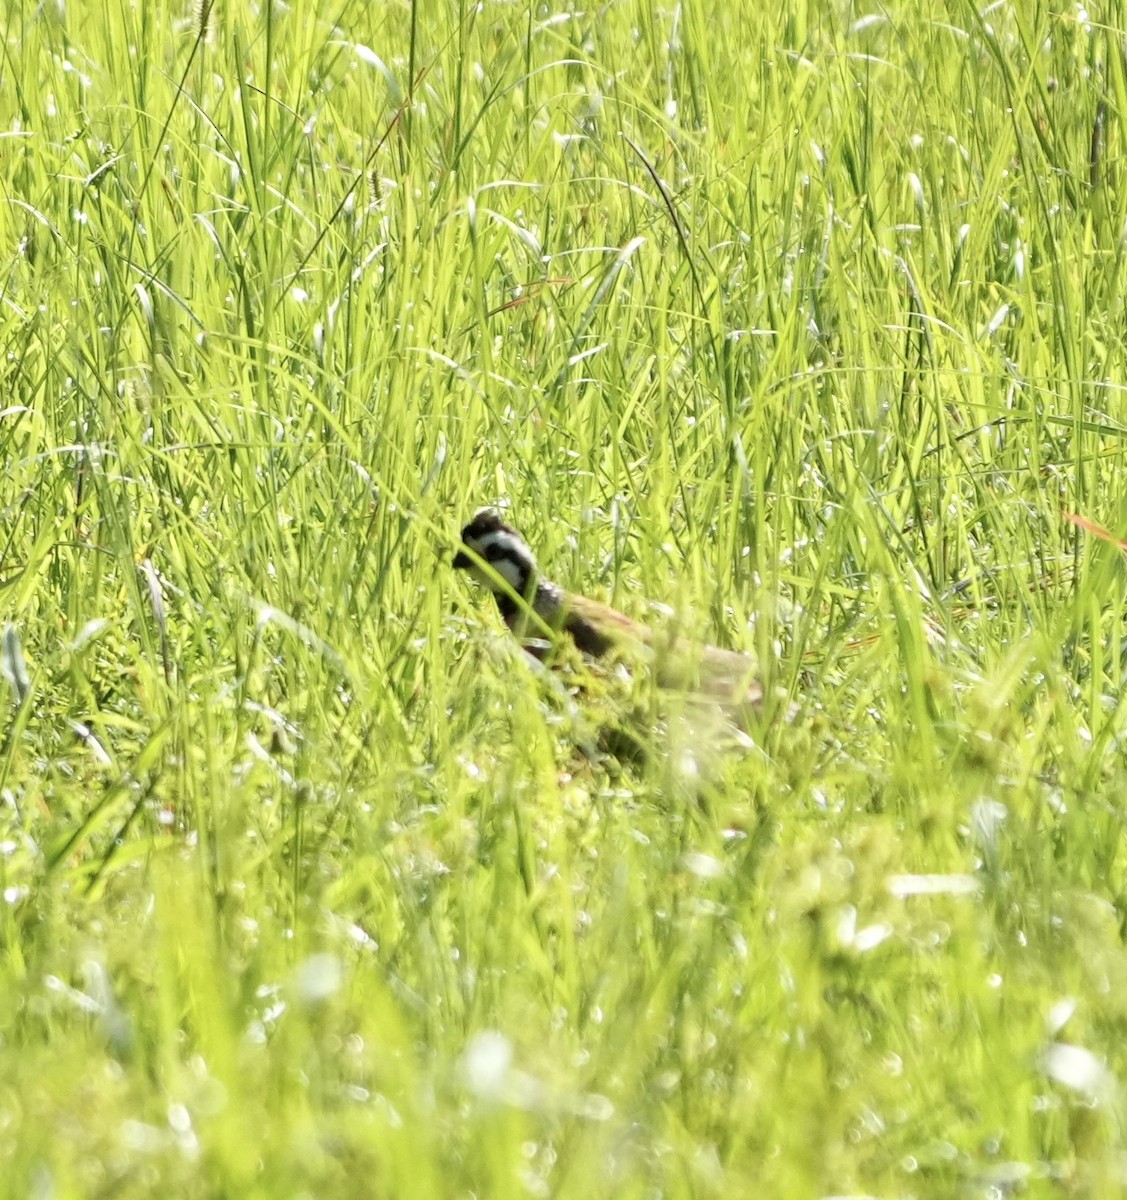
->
<box><xmin>2</xmin><ymin>0</ymin><xmax>1127</xmax><ymax>1195</ymax></box>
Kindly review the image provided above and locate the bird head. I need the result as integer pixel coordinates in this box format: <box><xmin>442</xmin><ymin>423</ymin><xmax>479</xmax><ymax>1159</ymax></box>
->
<box><xmin>452</xmin><ymin>508</ymin><xmax>538</xmax><ymax>597</ymax></box>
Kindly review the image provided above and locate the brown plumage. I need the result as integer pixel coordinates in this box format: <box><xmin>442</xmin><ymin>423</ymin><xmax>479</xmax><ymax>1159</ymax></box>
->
<box><xmin>452</xmin><ymin>509</ymin><xmax>762</xmax><ymax>706</ymax></box>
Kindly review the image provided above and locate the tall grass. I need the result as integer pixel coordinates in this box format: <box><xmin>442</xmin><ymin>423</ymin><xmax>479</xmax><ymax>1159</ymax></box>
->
<box><xmin>2</xmin><ymin>0</ymin><xmax>1127</xmax><ymax>1194</ymax></box>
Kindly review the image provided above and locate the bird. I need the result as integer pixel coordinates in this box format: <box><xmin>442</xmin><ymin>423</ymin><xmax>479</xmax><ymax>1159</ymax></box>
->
<box><xmin>452</xmin><ymin>508</ymin><xmax>762</xmax><ymax>707</ymax></box>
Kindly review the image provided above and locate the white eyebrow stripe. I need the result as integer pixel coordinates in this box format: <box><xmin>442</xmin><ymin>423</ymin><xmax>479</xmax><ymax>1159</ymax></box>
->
<box><xmin>469</xmin><ymin>529</ymin><xmax>537</xmax><ymax>568</ymax></box>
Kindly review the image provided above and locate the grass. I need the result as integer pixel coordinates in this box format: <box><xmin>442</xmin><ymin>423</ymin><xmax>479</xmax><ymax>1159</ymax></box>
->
<box><xmin>2</xmin><ymin>0</ymin><xmax>1127</xmax><ymax>1194</ymax></box>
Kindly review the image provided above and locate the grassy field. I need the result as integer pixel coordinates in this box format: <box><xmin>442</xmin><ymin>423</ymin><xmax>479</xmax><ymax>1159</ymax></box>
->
<box><xmin>2</xmin><ymin>0</ymin><xmax>1127</xmax><ymax>1194</ymax></box>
